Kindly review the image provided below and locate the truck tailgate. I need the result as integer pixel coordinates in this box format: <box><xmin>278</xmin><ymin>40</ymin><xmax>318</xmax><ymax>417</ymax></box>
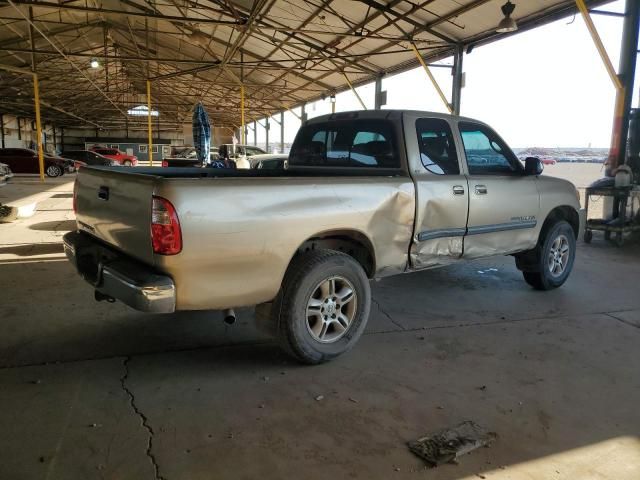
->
<box><xmin>75</xmin><ymin>167</ymin><xmax>156</xmax><ymax>265</ymax></box>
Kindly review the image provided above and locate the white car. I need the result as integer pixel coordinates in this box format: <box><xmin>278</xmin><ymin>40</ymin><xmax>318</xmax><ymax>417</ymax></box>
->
<box><xmin>0</xmin><ymin>162</ymin><xmax>13</xmax><ymax>186</ymax></box>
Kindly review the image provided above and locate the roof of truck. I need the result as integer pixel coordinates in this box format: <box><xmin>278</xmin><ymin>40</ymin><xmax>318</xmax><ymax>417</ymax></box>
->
<box><xmin>304</xmin><ymin>109</ymin><xmax>489</xmax><ymax>127</ymax></box>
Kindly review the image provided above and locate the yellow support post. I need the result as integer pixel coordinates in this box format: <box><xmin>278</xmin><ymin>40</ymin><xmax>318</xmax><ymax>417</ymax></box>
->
<box><xmin>410</xmin><ymin>42</ymin><xmax>453</xmax><ymax>114</ymax></box>
<box><xmin>147</xmin><ymin>79</ymin><xmax>153</xmax><ymax>166</ymax></box>
<box><xmin>241</xmin><ymin>84</ymin><xmax>246</xmax><ymax>144</ymax></box>
<box><xmin>32</xmin><ymin>73</ymin><xmax>45</xmax><ymax>182</ymax></box>
<box><xmin>342</xmin><ymin>72</ymin><xmax>367</xmax><ymax>110</ymax></box>
<box><xmin>575</xmin><ymin>0</ymin><xmax>623</xmax><ymax>91</ymax></box>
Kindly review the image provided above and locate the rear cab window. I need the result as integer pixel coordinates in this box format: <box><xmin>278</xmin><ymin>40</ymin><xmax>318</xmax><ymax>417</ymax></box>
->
<box><xmin>289</xmin><ymin>119</ymin><xmax>400</xmax><ymax>169</ymax></box>
<box><xmin>458</xmin><ymin>122</ymin><xmax>522</xmax><ymax>175</ymax></box>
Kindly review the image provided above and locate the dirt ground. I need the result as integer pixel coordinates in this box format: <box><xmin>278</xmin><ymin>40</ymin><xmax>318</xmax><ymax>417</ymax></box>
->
<box><xmin>0</xmin><ymin>173</ymin><xmax>638</xmax><ymax>480</ymax></box>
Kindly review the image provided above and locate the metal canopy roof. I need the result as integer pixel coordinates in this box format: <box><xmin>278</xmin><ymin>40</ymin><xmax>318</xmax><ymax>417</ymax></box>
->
<box><xmin>0</xmin><ymin>0</ymin><xmax>610</xmax><ymax>130</ymax></box>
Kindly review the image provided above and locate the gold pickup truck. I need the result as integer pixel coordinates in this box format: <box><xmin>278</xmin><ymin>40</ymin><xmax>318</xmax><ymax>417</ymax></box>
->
<box><xmin>63</xmin><ymin>110</ymin><xmax>584</xmax><ymax>364</ymax></box>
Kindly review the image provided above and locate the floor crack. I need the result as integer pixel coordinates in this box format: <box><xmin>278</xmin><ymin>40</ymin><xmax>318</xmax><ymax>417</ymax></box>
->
<box><xmin>605</xmin><ymin>313</ymin><xmax>640</xmax><ymax>329</ymax></box>
<box><xmin>372</xmin><ymin>297</ymin><xmax>405</xmax><ymax>331</ymax></box>
<box><xmin>120</xmin><ymin>356</ymin><xmax>166</xmax><ymax>480</ymax></box>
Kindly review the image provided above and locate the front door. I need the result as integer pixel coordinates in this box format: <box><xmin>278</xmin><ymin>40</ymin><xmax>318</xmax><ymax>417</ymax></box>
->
<box><xmin>457</xmin><ymin>121</ymin><xmax>540</xmax><ymax>259</ymax></box>
<box><xmin>408</xmin><ymin>117</ymin><xmax>469</xmax><ymax>269</ymax></box>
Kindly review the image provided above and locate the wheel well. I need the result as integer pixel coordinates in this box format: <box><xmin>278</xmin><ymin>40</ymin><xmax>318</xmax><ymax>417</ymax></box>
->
<box><xmin>541</xmin><ymin>206</ymin><xmax>580</xmax><ymax>241</ymax></box>
<box><xmin>296</xmin><ymin>230</ymin><xmax>376</xmax><ymax>278</ymax></box>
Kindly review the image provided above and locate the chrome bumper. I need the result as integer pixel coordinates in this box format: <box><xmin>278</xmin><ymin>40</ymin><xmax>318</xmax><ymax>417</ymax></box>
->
<box><xmin>63</xmin><ymin>231</ymin><xmax>176</xmax><ymax>313</ymax></box>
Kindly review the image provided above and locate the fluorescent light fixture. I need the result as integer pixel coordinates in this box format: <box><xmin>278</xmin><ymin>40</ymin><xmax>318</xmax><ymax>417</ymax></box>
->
<box><xmin>127</xmin><ymin>105</ymin><xmax>159</xmax><ymax>116</ymax></box>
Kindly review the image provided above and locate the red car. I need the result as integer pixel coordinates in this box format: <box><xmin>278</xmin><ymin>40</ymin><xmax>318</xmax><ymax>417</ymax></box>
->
<box><xmin>0</xmin><ymin>148</ymin><xmax>71</xmax><ymax>177</ymax></box>
<box><xmin>90</xmin><ymin>147</ymin><xmax>138</xmax><ymax>166</ymax></box>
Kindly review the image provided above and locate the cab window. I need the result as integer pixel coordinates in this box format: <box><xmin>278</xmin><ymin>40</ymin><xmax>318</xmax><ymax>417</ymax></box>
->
<box><xmin>416</xmin><ymin>118</ymin><xmax>459</xmax><ymax>175</ymax></box>
<box><xmin>459</xmin><ymin>122</ymin><xmax>521</xmax><ymax>175</ymax></box>
<box><xmin>289</xmin><ymin>119</ymin><xmax>399</xmax><ymax>168</ymax></box>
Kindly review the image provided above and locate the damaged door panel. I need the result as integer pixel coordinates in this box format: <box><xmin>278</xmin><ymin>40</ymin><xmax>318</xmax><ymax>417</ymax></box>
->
<box><xmin>405</xmin><ymin>116</ymin><xmax>469</xmax><ymax>268</ymax></box>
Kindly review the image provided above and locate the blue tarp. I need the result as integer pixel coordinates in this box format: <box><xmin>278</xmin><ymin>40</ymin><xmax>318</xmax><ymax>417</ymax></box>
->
<box><xmin>192</xmin><ymin>103</ymin><xmax>211</xmax><ymax>164</ymax></box>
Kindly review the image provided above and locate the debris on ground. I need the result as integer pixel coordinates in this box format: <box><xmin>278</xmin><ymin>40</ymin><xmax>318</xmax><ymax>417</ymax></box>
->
<box><xmin>348</xmin><ymin>397</ymin><xmax>358</xmax><ymax>403</ymax></box>
<box><xmin>477</xmin><ymin>385</ymin><xmax>487</xmax><ymax>391</ymax></box>
<box><xmin>407</xmin><ymin>421</ymin><xmax>497</xmax><ymax>467</ymax></box>
<box><xmin>315</xmin><ymin>395</ymin><xmax>324</xmax><ymax>401</ymax></box>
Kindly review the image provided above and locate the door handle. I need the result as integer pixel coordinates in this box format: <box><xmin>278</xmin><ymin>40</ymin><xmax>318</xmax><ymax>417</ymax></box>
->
<box><xmin>452</xmin><ymin>185</ymin><xmax>465</xmax><ymax>195</ymax></box>
<box><xmin>475</xmin><ymin>185</ymin><xmax>488</xmax><ymax>195</ymax></box>
<box><xmin>98</xmin><ymin>186</ymin><xmax>109</xmax><ymax>201</ymax></box>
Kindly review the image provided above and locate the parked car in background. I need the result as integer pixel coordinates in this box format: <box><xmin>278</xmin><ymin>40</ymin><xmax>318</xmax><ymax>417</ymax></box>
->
<box><xmin>0</xmin><ymin>148</ymin><xmax>70</xmax><ymax>177</ymax></box>
<box><xmin>162</xmin><ymin>148</ymin><xmax>203</xmax><ymax>168</ymax></box>
<box><xmin>251</xmin><ymin>154</ymin><xmax>288</xmax><ymax>169</ymax></box>
<box><xmin>63</xmin><ymin>150</ymin><xmax>117</xmax><ymax>167</ymax></box>
<box><xmin>0</xmin><ymin>163</ymin><xmax>13</xmax><ymax>185</ymax></box>
<box><xmin>217</xmin><ymin>144</ymin><xmax>266</xmax><ymax>161</ymax></box>
<box><xmin>89</xmin><ymin>146</ymin><xmax>138</xmax><ymax>166</ymax></box>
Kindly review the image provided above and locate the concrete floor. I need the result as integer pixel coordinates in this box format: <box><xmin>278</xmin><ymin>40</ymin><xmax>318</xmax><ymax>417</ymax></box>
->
<box><xmin>1</xmin><ymin>176</ymin><xmax>639</xmax><ymax>480</ymax></box>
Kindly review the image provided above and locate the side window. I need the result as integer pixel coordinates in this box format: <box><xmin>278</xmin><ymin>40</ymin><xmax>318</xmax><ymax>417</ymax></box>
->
<box><xmin>416</xmin><ymin>118</ymin><xmax>459</xmax><ymax>175</ymax></box>
<box><xmin>459</xmin><ymin>122</ymin><xmax>520</xmax><ymax>175</ymax></box>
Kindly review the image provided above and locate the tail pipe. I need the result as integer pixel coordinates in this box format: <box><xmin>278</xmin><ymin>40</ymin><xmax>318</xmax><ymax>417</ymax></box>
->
<box><xmin>223</xmin><ymin>308</ymin><xmax>236</xmax><ymax>325</ymax></box>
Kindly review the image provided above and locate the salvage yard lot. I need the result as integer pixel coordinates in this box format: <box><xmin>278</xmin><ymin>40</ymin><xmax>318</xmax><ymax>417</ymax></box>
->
<box><xmin>0</xmin><ymin>167</ymin><xmax>639</xmax><ymax>480</ymax></box>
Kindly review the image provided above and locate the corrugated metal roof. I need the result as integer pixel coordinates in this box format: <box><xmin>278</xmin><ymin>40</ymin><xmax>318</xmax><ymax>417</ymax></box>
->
<box><xmin>0</xmin><ymin>0</ymin><xmax>612</xmax><ymax>129</ymax></box>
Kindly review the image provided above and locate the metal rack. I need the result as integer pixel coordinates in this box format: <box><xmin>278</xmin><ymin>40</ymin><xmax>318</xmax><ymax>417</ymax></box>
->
<box><xmin>583</xmin><ymin>185</ymin><xmax>640</xmax><ymax>246</ymax></box>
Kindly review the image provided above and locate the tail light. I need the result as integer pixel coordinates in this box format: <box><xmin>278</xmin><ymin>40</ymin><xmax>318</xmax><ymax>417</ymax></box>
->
<box><xmin>72</xmin><ymin>178</ymin><xmax>78</xmax><ymax>214</ymax></box>
<box><xmin>161</xmin><ymin>160</ymin><xmax>168</xmax><ymax>167</ymax></box>
<box><xmin>151</xmin><ymin>196</ymin><xmax>182</xmax><ymax>255</ymax></box>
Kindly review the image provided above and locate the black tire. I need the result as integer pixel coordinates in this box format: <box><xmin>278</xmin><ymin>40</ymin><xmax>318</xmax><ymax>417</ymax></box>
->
<box><xmin>45</xmin><ymin>164</ymin><xmax>63</xmax><ymax>177</ymax></box>
<box><xmin>123</xmin><ymin>160</ymin><xmax>132</xmax><ymax>167</ymax></box>
<box><xmin>522</xmin><ymin>220</ymin><xmax>576</xmax><ymax>291</ymax></box>
<box><xmin>273</xmin><ymin>249</ymin><xmax>371</xmax><ymax>364</ymax></box>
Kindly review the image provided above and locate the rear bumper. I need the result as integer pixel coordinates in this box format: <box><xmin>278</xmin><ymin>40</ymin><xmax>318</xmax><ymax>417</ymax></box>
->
<box><xmin>63</xmin><ymin>231</ymin><xmax>176</xmax><ymax>313</ymax></box>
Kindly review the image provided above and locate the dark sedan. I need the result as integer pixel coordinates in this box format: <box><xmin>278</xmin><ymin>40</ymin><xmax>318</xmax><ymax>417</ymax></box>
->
<box><xmin>63</xmin><ymin>150</ymin><xmax>117</xmax><ymax>167</ymax></box>
<box><xmin>0</xmin><ymin>148</ymin><xmax>70</xmax><ymax>177</ymax></box>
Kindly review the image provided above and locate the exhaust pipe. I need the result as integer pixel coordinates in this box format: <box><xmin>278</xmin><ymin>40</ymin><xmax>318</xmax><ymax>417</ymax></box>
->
<box><xmin>94</xmin><ymin>290</ymin><xmax>116</xmax><ymax>303</ymax></box>
<box><xmin>223</xmin><ymin>308</ymin><xmax>236</xmax><ymax>325</ymax></box>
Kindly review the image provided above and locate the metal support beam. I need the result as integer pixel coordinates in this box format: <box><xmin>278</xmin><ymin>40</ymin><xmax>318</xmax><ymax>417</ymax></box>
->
<box><xmin>452</xmin><ymin>44</ymin><xmax>464</xmax><ymax>116</ymax></box>
<box><xmin>301</xmin><ymin>103</ymin><xmax>307</xmax><ymax>123</ymax></box>
<box><xmin>0</xmin><ymin>114</ymin><xmax>4</xmax><ymax>148</ymax></box>
<box><xmin>241</xmin><ymin>85</ymin><xmax>246</xmax><ymax>144</ymax></box>
<box><xmin>410</xmin><ymin>42</ymin><xmax>453</xmax><ymax>114</ymax></box>
<box><xmin>342</xmin><ymin>72</ymin><xmax>367</xmax><ymax>110</ymax></box>
<box><xmin>374</xmin><ymin>74</ymin><xmax>384</xmax><ymax>110</ymax></box>
<box><xmin>575</xmin><ymin>0</ymin><xmax>623</xmax><ymax>91</ymax></box>
<box><xmin>610</xmin><ymin>0</ymin><xmax>640</xmax><ymax>172</ymax></box>
<box><xmin>147</xmin><ymin>79</ymin><xmax>153</xmax><ymax>166</ymax></box>
<box><xmin>280</xmin><ymin>111</ymin><xmax>285</xmax><ymax>153</ymax></box>
<box><xmin>265</xmin><ymin>117</ymin><xmax>270</xmax><ymax>152</ymax></box>
<box><xmin>253</xmin><ymin>121</ymin><xmax>257</xmax><ymax>146</ymax></box>
<box><xmin>4</xmin><ymin>0</ymin><xmax>242</xmax><ymax>25</ymax></box>
<box><xmin>33</xmin><ymin>73</ymin><xmax>44</xmax><ymax>182</ymax></box>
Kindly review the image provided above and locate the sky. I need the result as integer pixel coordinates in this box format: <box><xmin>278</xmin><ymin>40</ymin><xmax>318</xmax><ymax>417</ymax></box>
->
<box><xmin>257</xmin><ymin>0</ymin><xmax>637</xmax><ymax>149</ymax></box>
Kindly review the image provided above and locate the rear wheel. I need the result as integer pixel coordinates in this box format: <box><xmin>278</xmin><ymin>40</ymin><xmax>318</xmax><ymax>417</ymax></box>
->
<box><xmin>521</xmin><ymin>220</ymin><xmax>576</xmax><ymax>290</ymax></box>
<box><xmin>273</xmin><ymin>250</ymin><xmax>371</xmax><ymax>364</ymax></box>
<box><xmin>45</xmin><ymin>164</ymin><xmax>63</xmax><ymax>177</ymax></box>
<box><xmin>123</xmin><ymin>160</ymin><xmax>132</xmax><ymax>167</ymax></box>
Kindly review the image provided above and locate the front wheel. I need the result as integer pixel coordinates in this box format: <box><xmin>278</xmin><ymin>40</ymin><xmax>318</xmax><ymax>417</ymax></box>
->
<box><xmin>123</xmin><ymin>160</ymin><xmax>132</xmax><ymax>167</ymax></box>
<box><xmin>274</xmin><ymin>250</ymin><xmax>371</xmax><ymax>364</ymax></box>
<box><xmin>522</xmin><ymin>220</ymin><xmax>576</xmax><ymax>290</ymax></box>
<box><xmin>45</xmin><ymin>164</ymin><xmax>63</xmax><ymax>177</ymax></box>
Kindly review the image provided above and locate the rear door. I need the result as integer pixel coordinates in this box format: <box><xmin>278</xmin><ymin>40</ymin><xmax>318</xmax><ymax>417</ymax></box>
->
<box><xmin>457</xmin><ymin>121</ymin><xmax>540</xmax><ymax>258</ymax></box>
<box><xmin>75</xmin><ymin>168</ymin><xmax>156</xmax><ymax>264</ymax></box>
<box><xmin>406</xmin><ymin>116</ymin><xmax>469</xmax><ymax>269</ymax></box>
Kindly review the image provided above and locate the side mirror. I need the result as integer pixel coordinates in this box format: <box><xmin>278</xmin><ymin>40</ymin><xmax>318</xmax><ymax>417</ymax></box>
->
<box><xmin>524</xmin><ymin>157</ymin><xmax>544</xmax><ymax>175</ymax></box>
